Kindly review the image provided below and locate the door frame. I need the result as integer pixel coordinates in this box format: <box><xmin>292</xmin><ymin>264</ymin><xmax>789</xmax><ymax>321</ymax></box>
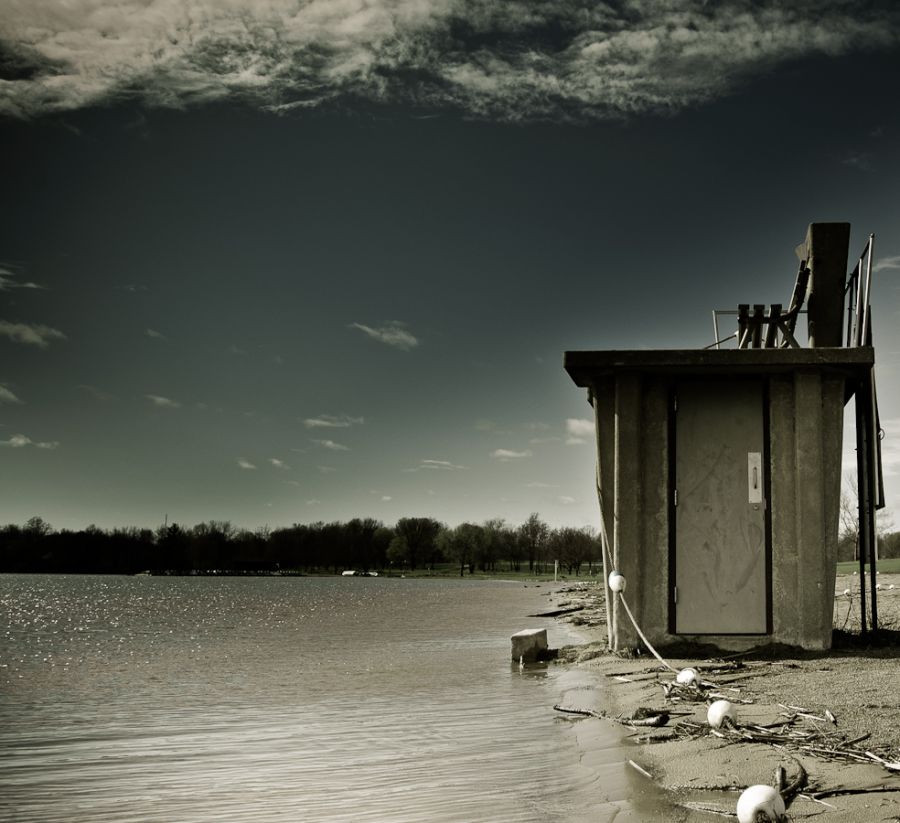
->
<box><xmin>666</xmin><ymin>378</ymin><xmax>773</xmax><ymax>636</ymax></box>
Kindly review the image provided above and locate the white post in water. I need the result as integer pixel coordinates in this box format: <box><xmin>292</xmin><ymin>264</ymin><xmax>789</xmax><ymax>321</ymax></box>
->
<box><xmin>554</xmin><ymin>560</ymin><xmax>558</xmax><ymax>581</ymax></box>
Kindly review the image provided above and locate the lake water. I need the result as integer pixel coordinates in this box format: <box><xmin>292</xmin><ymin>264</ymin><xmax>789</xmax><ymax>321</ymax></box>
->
<box><xmin>0</xmin><ymin>575</ymin><xmax>656</xmax><ymax>822</ymax></box>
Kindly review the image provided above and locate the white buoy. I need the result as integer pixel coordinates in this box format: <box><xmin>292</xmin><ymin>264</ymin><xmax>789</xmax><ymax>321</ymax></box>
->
<box><xmin>736</xmin><ymin>784</ymin><xmax>785</xmax><ymax>822</ymax></box>
<box><xmin>707</xmin><ymin>699</ymin><xmax>737</xmax><ymax>729</ymax></box>
<box><xmin>676</xmin><ymin>667</ymin><xmax>700</xmax><ymax>686</ymax></box>
<box><xmin>608</xmin><ymin>571</ymin><xmax>626</xmax><ymax>593</ymax></box>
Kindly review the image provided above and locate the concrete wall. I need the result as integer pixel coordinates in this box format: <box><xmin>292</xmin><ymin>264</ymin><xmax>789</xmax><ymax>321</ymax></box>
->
<box><xmin>594</xmin><ymin>369</ymin><xmax>846</xmax><ymax>652</ymax></box>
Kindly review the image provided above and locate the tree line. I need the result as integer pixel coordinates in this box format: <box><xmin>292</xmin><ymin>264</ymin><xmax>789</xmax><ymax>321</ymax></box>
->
<box><xmin>0</xmin><ymin>514</ymin><xmax>603</xmax><ymax>576</ymax></box>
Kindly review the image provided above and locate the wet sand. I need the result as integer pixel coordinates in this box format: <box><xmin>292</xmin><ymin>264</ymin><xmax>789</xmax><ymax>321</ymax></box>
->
<box><xmin>545</xmin><ymin>575</ymin><xmax>900</xmax><ymax>821</ymax></box>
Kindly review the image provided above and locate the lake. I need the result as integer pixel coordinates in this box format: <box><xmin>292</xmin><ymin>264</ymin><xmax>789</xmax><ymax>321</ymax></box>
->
<box><xmin>0</xmin><ymin>574</ymin><xmax>656</xmax><ymax>822</ymax></box>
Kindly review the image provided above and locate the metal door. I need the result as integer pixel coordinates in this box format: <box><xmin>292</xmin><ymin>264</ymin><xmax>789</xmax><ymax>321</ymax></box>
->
<box><xmin>673</xmin><ymin>380</ymin><xmax>768</xmax><ymax>634</ymax></box>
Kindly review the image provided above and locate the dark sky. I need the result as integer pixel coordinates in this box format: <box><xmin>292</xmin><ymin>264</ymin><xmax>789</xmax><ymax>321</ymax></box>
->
<box><xmin>2</xmin><ymin>1</ymin><xmax>899</xmax><ymax>532</ymax></box>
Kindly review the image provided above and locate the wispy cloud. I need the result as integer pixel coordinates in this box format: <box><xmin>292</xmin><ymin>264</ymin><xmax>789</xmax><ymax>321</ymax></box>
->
<box><xmin>407</xmin><ymin>458</ymin><xmax>466</xmax><ymax>472</ymax></box>
<box><xmin>0</xmin><ymin>384</ymin><xmax>23</xmax><ymax>404</ymax></box>
<box><xmin>1</xmin><ymin>433</ymin><xmax>59</xmax><ymax>449</ymax></box>
<box><xmin>350</xmin><ymin>321</ymin><xmax>419</xmax><ymax>351</ymax></box>
<box><xmin>566</xmin><ymin>417</ymin><xmax>594</xmax><ymax>445</ymax></box>
<box><xmin>0</xmin><ymin>266</ymin><xmax>44</xmax><ymax>291</ymax></box>
<box><xmin>303</xmin><ymin>414</ymin><xmax>365</xmax><ymax>429</ymax></box>
<box><xmin>0</xmin><ymin>321</ymin><xmax>66</xmax><ymax>348</ymax></box>
<box><xmin>313</xmin><ymin>438</ymin><xmax>350</xmax><ymax>451</ymax></box>
<box><xmin>269</xmin><ymin>457</ymin><xmax>290</xmax><ymax>470</ymax></box>
<box><xmin>237</xmin><ymin>458</ymin><xmax>257</xmax><ymax>470</ymax></box>
<box><xmin>145</xmin><ymin>394</ymin><xmax>181</xmax><ymax>408</ymax></box>
<box><xmin>525</xmin><ymin>481</ymin><xmax>557</xmax><ymax>488</ymax></box>
<box><xmin>145</xmin><ymin>328</ymin><xmax>167</xmax><ymax>340</ymax></box>
<box><xmin>1</xmin><ymin>3</ymin><xmax>897</xmax><ymax>121</ymax></box>
<box><xmin>874</xmin><ymin>255</ymin><xmax>900</xmax><ymax>273</ymax></box>
<box><xmin>77</xmin><ymin>384</ymin><xmax>116</xmax><ymax>402</ymax></box>
<box><xmin>491</xmin><ymin>448</ymin><xmax>533</xmax><ymax>461</ymax></box>
<box><xmin>420</xmin><ymin>459</ymin><xmax>466</xmax><ymax>470</ymax></box>
<box><xmin>557</xmin><ymin>495</ymin><xmax>576</xmax><ymax>505</ymax></box>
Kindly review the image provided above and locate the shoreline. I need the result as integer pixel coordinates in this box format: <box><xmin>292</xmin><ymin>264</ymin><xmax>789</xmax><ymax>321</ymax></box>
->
<box><xmin>545</xmin><ymin>578</ymin><xmax>900</xmax><ymax>821</ymax></box>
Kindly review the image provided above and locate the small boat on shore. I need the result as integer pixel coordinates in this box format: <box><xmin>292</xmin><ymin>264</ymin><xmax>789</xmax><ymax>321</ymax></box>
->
<box><xmin>341</xmin><ymin>570</ymin><xmax>379</xmax><ymax>577</ymax></box>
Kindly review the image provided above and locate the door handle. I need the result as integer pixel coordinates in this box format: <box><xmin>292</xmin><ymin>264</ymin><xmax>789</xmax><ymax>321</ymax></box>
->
<box><xmin>748</xmin><ymin>452</ymin><xmax>762</xmax><ymax>505</ymax></box>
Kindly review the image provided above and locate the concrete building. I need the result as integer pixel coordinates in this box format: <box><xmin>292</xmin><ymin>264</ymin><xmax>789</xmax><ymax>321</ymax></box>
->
<box><xmin>564</xmin><ymin>224</ymin><xmax>878</xmax><ymax>651</ymax></box>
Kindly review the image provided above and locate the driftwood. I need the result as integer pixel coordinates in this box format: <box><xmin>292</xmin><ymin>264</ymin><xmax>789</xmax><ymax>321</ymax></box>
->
<box><xmin>552</xmin><ymin>704</ymin><xmax>606</xmax><ymax>719</ymax></box>
<box><xmin>669</xmin><ymin>712</ymin><xmax>900</xmax><ymax>775</ymax></box>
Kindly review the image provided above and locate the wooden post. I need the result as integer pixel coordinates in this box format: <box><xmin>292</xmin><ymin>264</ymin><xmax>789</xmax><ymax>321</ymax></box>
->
<box><xmin>804</xmin><ymin>223</ymin><xmax>851</xmax><ymax>348</ymax></box>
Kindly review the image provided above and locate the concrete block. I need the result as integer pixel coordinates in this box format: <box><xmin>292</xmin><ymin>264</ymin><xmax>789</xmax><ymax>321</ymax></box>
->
<box><xmin>511</xmin><ymin>628</ymin><xmax>548</xmax><ymax>662</ymax></box>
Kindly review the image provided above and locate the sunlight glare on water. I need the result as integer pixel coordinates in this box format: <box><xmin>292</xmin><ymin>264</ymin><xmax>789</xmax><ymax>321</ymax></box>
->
<box><xmin>0</xmin><ymin>575</ymin><xmax>647</xmax><ymax>822</ymax></box>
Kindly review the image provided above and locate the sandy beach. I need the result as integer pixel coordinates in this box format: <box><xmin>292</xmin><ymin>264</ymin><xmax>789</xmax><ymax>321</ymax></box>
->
<box><xmin>544</xmin><ymin>574</ymin><xmax>900</xmax><ymax>821</ymax></box>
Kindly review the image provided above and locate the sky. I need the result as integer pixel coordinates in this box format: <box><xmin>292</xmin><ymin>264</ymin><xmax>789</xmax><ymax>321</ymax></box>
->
<box><xmin>2</xmin><ymin>0</ymin><xmax>900</xmax><ymax>534</ymax></box>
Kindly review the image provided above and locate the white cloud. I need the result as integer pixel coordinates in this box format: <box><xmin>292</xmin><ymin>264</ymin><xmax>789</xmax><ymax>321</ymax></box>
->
<box><xmin>2</xmin><ymin>3</ymin><xmax>897</xmax><ymax>121</ymax></box>
<box><xmin>269</xmin><ymin>457</ymin><xmax>290</xmax><ymax>470</ymax></box>
<box><xmin>558</xmin><ymin>495</ymin><xmax>576</xmax><ymax>505</ymax></box>
<box><xmin>878</xmin><ymin>418</ymin><xmax>900</xmax><ymax>478</ymax></box>
<box><xmin>525</xmin><ymin>481</ymin><xmax>556</xmax><ymax>488</ymax></box>
<box><xmin>350</xmin><ymin>321</ymin><xmax>419</xmax><ymax>350</ymax></box>
<box><xmin>381</xmin><ymin>495</ymin><xmax>392</xmax><ymax>502</ymax></box>
<box><xmin>317</xmin><ymin>465</ymin><xmax>336</xmax><ymax>473</ymax></box>
<box><xmin>566</xmin><ymin>418</ymin><xmax>594</xmax><ymax>436</ymax></box>
<box><xmin>874</xmin><ymin>255</ymin><xmax>900</xmax><ymax>273</ymax></box>
<box><xmin>313</xmin><ymin>438</ymin><xmax>350</xmax><ymax>451</ymax></box>
<box><xmin>237</xmin><ymin>458</ymin><xmax>257</xmax><ymax>470</ymax></box>
<box><xmin>306</xmin><ymin>499</ymin><xmax>321</xmax><ymax>506</ymax></box>
<box><xmin>566</xmin><ymin>417</ymin><xmax>594</xmax><ymax>445</ymax></box>
<box><xmin>0</xmin><ymin>321</ymin><xmax>66</xmax><ymax>348</ymax></box>
<box><xmin>77</xmin><ymin>384</ymin><xmax>116</xmax><ymax>402</ymax></box>
<box><xmin>146</xmin><ymin>328</ymin><xmax>167</xmax><ymax>340</ymax></box>
<box><xmin>419</xmin><ymin>459</ymin><xmax>466</xmax><ymax>471</ymax></box>
<box><xmin>145</xmin><ymin>394</ymin><xmax>181</xmax><ymax>408</ymax></box>
<box><xmin>1</xmin><ymin>433</ymin><xmax>59</xmax><ymax>449</ymax></box>
<box><xmin>0</xmin><ymin>384</ymin><xmax>23</xmax><ymax>404</ymax></box>
<box><xmin>303</xmin><ymin>414</ymin><xmax>365</xmax><ymax>428</ymax></box>
<box><xmin>491</xmin><ymin>448</ymin><xmax>533</xmax><ymax>461</ymax></box>
<box><xmin>0</xmin><ymin>267</ymin><xmax>44</xmax><ymax>291</ymax></box>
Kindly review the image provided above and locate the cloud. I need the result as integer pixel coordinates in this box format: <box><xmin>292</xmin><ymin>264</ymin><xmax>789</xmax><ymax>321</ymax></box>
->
<box><xmin>874</xmin><ymin>255</ymin><xmax>900</xmax><ymax>273</ymax></box>
<box><xmin>0</xmin><ymin>267</ymin><xmax>44</xmax><ymax>291</ymax></box>
<box><xmin>1</xmin><ymin>433</ymin><xmax>59</xmax><ymax>449</ymax></box>
<box><xmin>237</xmin><ymin>458</ymin><xmax>257</xmax><ymax>470</ymax></box>
<box><xmin>145</xmin><ymin>394</ymin><xmax>181</xmax><ymax>408</ymax></box>
<box><xmin>350</xmin><ymin>321</ymin><xmax>419</xmax><ymax>350</ymax></box>
<box><xmin>76</xmin><ymin>384</ymin><xmax>116</xmax><ymax>402</ymax></box>
<box><xmin>878</xmin><ymin>418</ymin><xmax>900</xmax><ymax>478</ymax></box>
<box><xmin>145</xmin><ymin>328</ymin><xmax>167</xmax><ymax>340</ymax></box>
<box><xmin>317</xmin><ymin>465</ymin><xmax>336</xmax><ymax>473</ymax></box>
<box><xmin>1</xmin><ymin>3</ymin><xmax>898</xmax><ymax>121</ymax></box>
<box><xmin>558</xmin><ymin>495</ymin><xmax>576</xmax><ymax>505</ymax></box>
<box><xmin>491</xmin><ymin>448</ymin><xmax>533</xmax><ymax>460</ymax></box>
<box><xmin>525</xmin><ymin>481</ymin><xmax>556</xmax><ymax>488</ymax></box>
<box><xmin>313</xmin><ymin>438</ymin><xmax>350</xmax><ymax>451</ymax></box>
<box><xmin>303</xmin><ymin>414</ymin><xmax>365</xmax><ymax>429</ymax></box>
<box><xmin>269</xmin><ymin>457</ymin><xmax>290</xmax><ymax>470</ymax></box>
<box><xmin>0</xmin><ymin>384</ymin><xmax>23</xmax><ymax>404</ymax></box>
<box><xmin>381</xmin><ymin>495</ymin><xmax>392</xmax><ymax>502</ymax></box>
<box><xmin>0</xmin><ymin>321</ymin><xmax>66</xmax><ymax>348</ymax></box>
<box><xmin>419</xmin><ymin>459</ymin><xmax>466</xmax><ymax>470</ymax></box>
<box><xmin>566</xmin><ymin>417</ymin><xmax>594</xmax><ymax>445</ymax></box>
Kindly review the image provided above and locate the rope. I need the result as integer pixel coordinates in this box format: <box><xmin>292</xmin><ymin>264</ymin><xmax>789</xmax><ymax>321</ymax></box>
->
<box><xmin>616</xmin><ymin>591</ymin><xmax>678</xmax><ymax>673</ymax></box>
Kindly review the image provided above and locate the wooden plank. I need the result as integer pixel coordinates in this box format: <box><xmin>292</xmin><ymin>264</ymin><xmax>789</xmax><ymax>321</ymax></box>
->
<box><xmin>751</xmin><ymin>304</ymin><xmax>765</xmax><ymax>348</ymax></box>
<box><xmin>737</xmin><ymin>304</ymin><xmax>751</xmax><ymax>348</ymax></box>
<box><xmin>764</xmin><ymin>304</ymin><xmax>782</xmax><ymax>348</ymax></box>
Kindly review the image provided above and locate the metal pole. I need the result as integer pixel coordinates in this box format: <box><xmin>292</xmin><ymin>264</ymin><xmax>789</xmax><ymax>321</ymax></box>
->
<box><xmin>855</xmin><ymin>385</ymin><xmax>869</xmax><ymax>634</ymax></box>
<box><xmin>865</xmin><ymin>372</ymin><xmax>879</xmax><ymax>632</ymax></box>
